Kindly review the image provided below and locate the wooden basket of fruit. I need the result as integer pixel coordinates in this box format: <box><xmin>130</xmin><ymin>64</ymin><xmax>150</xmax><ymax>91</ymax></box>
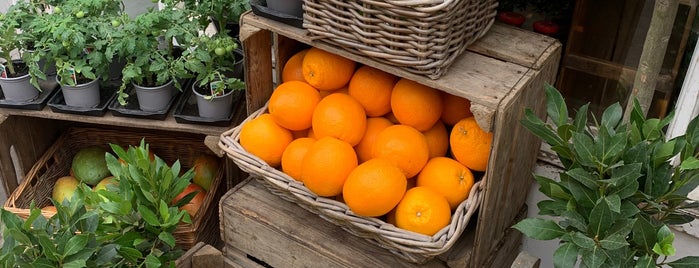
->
<box><xmin>220</xmin><ymin>47</ymin><xmax>489</xmax><ymax>262</ymax></box>
<box><xmin>3</xmin><ymin>127</ymin><xmax>225</xmax><ymax>250</ymax></box>
<box><xmin>302</xmin><ymin>0</ymin><xmax>498</xmax><ymax>79</ymax></box>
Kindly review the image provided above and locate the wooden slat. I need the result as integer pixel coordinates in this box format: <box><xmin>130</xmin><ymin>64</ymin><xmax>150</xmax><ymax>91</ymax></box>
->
<box><xmin>240</xmin><ymin>23</ymin><xmax>273</xmax><ymax>115</ymax></box>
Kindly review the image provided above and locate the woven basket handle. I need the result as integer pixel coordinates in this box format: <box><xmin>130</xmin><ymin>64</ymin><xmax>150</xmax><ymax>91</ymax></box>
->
<box><xmin>382</xmin><ymin>0</ymin><xmax>455</xmax><ymax>12</ymax></box>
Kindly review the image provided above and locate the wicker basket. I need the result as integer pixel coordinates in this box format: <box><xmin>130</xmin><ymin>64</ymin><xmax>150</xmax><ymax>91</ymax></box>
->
<box><xmin>219</xmin><ymin>105</ymin><xmax>483</xmax><ymax>264</ymax></box>
<box><xmin>302</xmin><ymin>0</ymin><xmax>498</xmax><ymax>79</ymax></box>
<box><xmin>3</xmin><ymin>127</ymin><xmax>225</xmax><ymax>250</ymax></box>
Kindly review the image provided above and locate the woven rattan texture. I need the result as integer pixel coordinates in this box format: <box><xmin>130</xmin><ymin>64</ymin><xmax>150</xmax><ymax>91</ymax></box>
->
<box><xmin>219</xmin><ymin>104</ymin><xmax>483</xmax><ymax>264</ymax></box>
<box><xmin>4</xmin><ymin>127</ymin><xmax>225</xmax><ymax>250</ymax></box>
<box><xmin>303</xmin><ymin>0</ymin><xmax>498</xmax><ymax>79</ymax></box>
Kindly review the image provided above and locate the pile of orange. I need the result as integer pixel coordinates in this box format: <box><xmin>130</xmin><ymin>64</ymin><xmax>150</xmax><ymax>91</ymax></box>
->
<box><xmin>239</xmin><ymin>47</ymin><xmax>493</xmax><ymax>236</ymax></box>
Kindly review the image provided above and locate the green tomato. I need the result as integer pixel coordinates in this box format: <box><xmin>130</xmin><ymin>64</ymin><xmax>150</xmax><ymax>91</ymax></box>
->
<box><xmin>76</xmin><ymin>11</ymin><xmax>85</xmax><ymax>18</ymax></box>
<box><xmin>111</xmin><ymin>20</ymin><xmax>120</xmax><ymax>27</ymax></box>
<box><xmin>62</xmin><ymin>40</ymin><xmax>70</xmax><ymax>47</ymax></box>
<box><xmin>54</xmin><ymin>7</ymin><xmax>62</xmax><ymax>14</ymax></box>
<box><xmin>214</xmin><ymin>47</ymin><xmax>226</xmax><ymax>56</ymax></box>
<box><xmin>225</xmin><ymin>45</ymin><xmax>234</xmax><ymax>53</ymax></box>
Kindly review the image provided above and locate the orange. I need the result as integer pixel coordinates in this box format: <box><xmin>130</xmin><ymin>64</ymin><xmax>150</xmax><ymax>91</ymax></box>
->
<box><xmin>239</xmin><ymin>113</ymin><xmax>294</xmax><ymax>167</ymax></box>
<box><xmin>281</xmin><ymin>137</ymin><xmax>316</xmax><ymax>181</ymax></box>
<box><xmin>282</xmin><ymin>49</ymin><xmax>309</xmax><ymax>83</ymax></box>
<box><xmin>391</xmin><ymin>78</ymin><xmax>443</xmax><ymax>131</ymax></box>
<box><xmin>354</xmin><ymin>117</ymin><xmax>394</xmax><ymax>163</ymax></box>
<box><xmin>301</xmin><ymin>137</ymin><xmax>358</xmax><ymax>197</ymax></box>
<box><xmin>422</xmin><ymin>120</ymin><xmax>449</xmax><ymax>159</ymax></box>
<box><xmin>440</xmin><ymin>92</ymin><xmax>473</xmax><ymax>126</ymax></box>
<box><xmin>348</xmin><ymin>65</ymin><xmax>398</xmax><ymax>117</ymax></box>
<box><xmin>268</xmin><ymin>80</ymin><xmax>321</xmax><ymax>131</ymax></box>
<box><xmin>303</xmin><ymin>47</ymin><xmax>356</xmax><ymax>91</ymax></box>
<box><xmin>312</xmin><ymin>93</ymin><xmax>367</xmax><ymax>146</ymax></box>
<box><xmin>450</xmin><ymin>117</ymin><xmax>492</xmax><ymax>172</ymax></box>
<box><xmin>371</xmin><ymin>125</ymin><xmax>429</xmax><ymax>178</ymax></box>
<box><xmin>417</xmin><ymin>157</ymin><xmax>474</xmax><ymax>210</ymax></box>
<box><xmin>342</xmin><ymin>158</ymin><xmax>407</xmax><ymax>217</ymax></box>
<box><xmin>394</xmin><ymin>186</ymin><xmax>451</xmax><ymax>236</ymax></box>
<box><xmin>319</xmin><ymin>86</ymin><xmax>348</xmax><ymax>98</ymax></box>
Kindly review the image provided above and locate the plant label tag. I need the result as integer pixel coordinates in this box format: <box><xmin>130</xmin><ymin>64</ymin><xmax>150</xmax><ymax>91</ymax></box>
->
<box><xmin>210</xmin><ymin>81</ymin><xmax>224</xmax><ymax>96</ymax></box>
<box><xmin>0</xmin><ymin>64</ymin><xmax>6</xmax><ymax>79</ymax></box>
<box><xmin>69</xmin><ymin>67</ymin><xmax>77</xmax><ymax>84</ymax></box>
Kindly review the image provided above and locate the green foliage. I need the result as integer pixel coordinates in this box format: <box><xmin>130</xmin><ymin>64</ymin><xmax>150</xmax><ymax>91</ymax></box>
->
<box><xmin>0</xmin><ymin>1</ymin><xmax>48</xmax><ymax>79</ymax></box>
<box><xmin>172</xmin><ymin>0</ymin><xmax>251</xmax><ymax>36</ymax></box>
<box><xmin>29</xmin><ymin>0</ymin><xmax>124</xmax><ymax>87</ymax></box>
<box><xmin>513</xmin><ymin>84</ymin><xmax>699</xmax><ymax>267</ymax></box>
<box><xmin>115</xmin><ymin>3</ymin><xmax>199</xmax><ymax>105</ymax></box>
<box><xmin>181</xmin><ymin>34</ymin><xmax>245</xmax><ymax>98</ymax></box>
<box><xmin>1</xmin><ymin>140</ymin><xmax>195</xmax><ymax>267</ymax></box>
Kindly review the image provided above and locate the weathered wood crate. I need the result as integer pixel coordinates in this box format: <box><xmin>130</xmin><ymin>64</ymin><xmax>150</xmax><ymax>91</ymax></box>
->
<box><xmin>227</xmin><ymin>11</ymin><xmax>561</xmax><ymax>267</ymax></box>
<box><xmin>220</xmin><ymin>177</ymin><xmax>527</xmax><ymax>268</ymax></box>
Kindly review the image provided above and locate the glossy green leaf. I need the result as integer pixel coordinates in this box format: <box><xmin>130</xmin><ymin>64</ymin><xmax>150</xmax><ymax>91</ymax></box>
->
<box><xmin>63</xmin><ymin>235</ymin><xmax>89</xmax><ymax>257</ymax></box>
<box><xmin>145</xmin><ymin>253</ymin><xmax>161</xmax><ymax>268</ymax></box>
<box><xmin>545</xmin><ymin>84</ymin><xmax>569</xmax><ymax>127</ymax></box>
<box><xmin>521</xmin><ymin>109</ymin><xmax>565</xmax><ymax>146</ymax></box>
<box><xmin>573</xmin><ymin>103</ymin><xmax>590</xmax><ymax>132</ymax></box>
<box><xmin>138</xmin><ymin>204</ymin><xmax>160</xmax><ymax>227</ymax></box>
<box><xmin>513</xmin><ymin>218</ymin><xmax>565</xmax><ymax>240</ymax></box>
<box><xmin>632</xmin><ymin>216</ymin><xmax>657</xmax><ymax>252</ymax></box>
<box><xmin>668</xmin><ymin>256</ymin><xmax>699</xmax><ymax>268</ymax></box>
<box><xmin>571</xmin><ymin>232</ymin><xmax>595</xmax><ymax>249</ymax></box>
<box><xmin>565</xmin><ymin>168</ymin><xmax>598</xmax><ymax>189</ymax></box>
<box><xmin>553</xmin><ymin>242</ymin><xmax>579</xmax><ymax>268</ymax></box>
<box><xmin>600</xmin><ymin>102</ymin><xmax>622</xmax><ymax>132</ymax></box>
<box><xmin>680</xmin><ymin>157</ymin><xmax>699</xmax><ymax>171</ymax></box>
<box><xmin>588</xmin><ymin>199</ymin><xmax>614</xmax><ymax>238</ymax></box>
<box><xmin>573</xmin><ymin>132</ymin><xmax>598</xmax><ymax>168</ymax></box>
<box><xmin>581</xmin><ymin>246</ymin><xmax>607</xmax><ymax>268</ymax></box>
<box><xmin>634</xmin><ymin>255</ymin><xmax>654</xmax><ymax>268</ymax></box>
<box><xmin>158</xmin><ymin>231</ymin><xmax>176</xmax><ymax>248</ymax></box>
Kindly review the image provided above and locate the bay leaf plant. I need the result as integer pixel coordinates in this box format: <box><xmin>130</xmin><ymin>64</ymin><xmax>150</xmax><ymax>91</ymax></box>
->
<box><xmin>513</xmin><ymin>85</ymin><xmax>699</xmax><ymax>267</ymax></box>
<box><xmin>0</xmin><ymin>140</ymin><xmax>197</xmax><ymax>267</ymax></box>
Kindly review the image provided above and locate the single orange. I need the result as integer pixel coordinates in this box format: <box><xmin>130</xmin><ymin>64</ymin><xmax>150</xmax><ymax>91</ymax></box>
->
<box><xmin>303</xmin><ymin>47</ymin><xmax>356</xmax><ymax>91</ymax></box>
<box><xmin>391</xmin><ymin>78</ymin><xmax>443</xmax><ymax>131</ymax></box>
<box><xmin>417</xmin><ymin>157</ymin><xmax>474</xmax><ymax>210</ymax></box>
<box><xmin>281</xmin><ymin>137</ymin><xmax>316</xmax><ymax>181</ymax></box>
<box><xmin>440</xmin><ymin>92</ymin><xmax>473</xmax><ymax>126</ymax></box>
<box><xmin>281</xmin><ymin>49</ymin><xmax>309</xmax><ymax>83</ymax></box>
<box><xmin>371</xmin><ymin>124</ymin><xmax>429</xmax><ymax>178</ymax></box>
<box><xmin>239</xmin><ymin>113</ymin><xmax>294</xmax><ymax>167</ymax></box>
<box><xmin>268</xmin><ymin>80</ymin><xmax>321</xmax><ymax>131</ymax></box>
<box><xmin>342</xmin><ymin>158</ymin><xmax>407</xmax><ymax>217</ymax></box>
<box><xmin>312</xmin><ymin>93</ymin><xmax>367</xmax><ymax>146</ymax></box>
<box><xmin>450</xmin><ymin>117</ymin><xmax>492</xmax><ymax>172</ymax></box>
<box><xmin>422</xmin><ymin>120</ymin><xmax>449</xmax><ymax>159</ymax></box>
<box><xmin>348</xmin><ymin>65</ymin><xmax>398</xmax><ymax>117</ymax></box>
<box><xmin>354</xmin><ymin>117</ymin><xmax>394</xmax><ymax>163</ymax></box>
<box><xmin>301</xmin><ymin>137</ymin><xmax>358</xmax><ymax>197</ymax></box>
<box><xmin>394</xmin><ymin>186</ymin><xmax>451</xmax><ymax>236</ymax></box>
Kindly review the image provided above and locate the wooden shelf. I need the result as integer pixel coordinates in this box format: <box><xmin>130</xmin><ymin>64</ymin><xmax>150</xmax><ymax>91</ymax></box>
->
<box><xmin>0</xmin><ymin>101</ymin><xmax>246</xmax><ymax>137</ymax></box>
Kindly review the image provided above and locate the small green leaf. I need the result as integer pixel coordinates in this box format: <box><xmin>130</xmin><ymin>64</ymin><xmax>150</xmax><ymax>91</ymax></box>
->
<box><xmin>159</xmin><ymin>200</ymin><xmax>170</xmax><ymax>223</ymax></box>
<box><xmin>553</xmin><ymin>242</ymin><xmax>579</xmax><ymax>268</ymax></box>
<box><xmin>571</xmin><ymin>232</ymin><xmax>595</xmax><ymax>249</ymax></box>
<box><xmin>632</xmin><ymin>216</ymin><xmax>657</xmax><ymax>252</ymax></box>
<box><xmin>634</xmin><ymin>255</ymin><xmax>654</xmax><ymax>268</ymax></box>
<box><xmin>118</xmin><ymin>247</ymin><xmax>143</xmax><ymax>263</ymax></box>
<box><xmin>588</xmin><ymin>199</ymin><xmax>614</xmax><ymax>238</ymax></box>
<box><xmin>545</xmin><ymin>84</ymin><xmax>569</xmax><ymax>127</ymax></box>
<box><xmin>93</xmin><ymin>244</ymin><xmax>118</xmax><ymax>266</ymax></box>
<box><xmin>62</xmin><ymin>259</ymin><xmax>87</xmax><ymax>268</ymax></box>
<box><xmin>602</xmin><ymin>163</ymin><xmax>642</xmax><ymax>187</ymax></box>
<box><xmin>538</xmin><ymin>200</ymin><xmax>567</xmax><ymax>216</ymax></box>
<box><xmin>63</xmin><ymin>234</ymin><xmax>89</xmax><ymax>257</ymax></box>
<box><xmin>600</xmin><ymin>102</ymin><xmax>622</xmax><ymax>132</ymax></box>
<box><xmin>512</xmin><ymin>218</ymin><xmax>565</xmax><ymax>240</ymax></box>
<box><xmin>652</xmin><ymin>225</ymin><xmax>675</xmax><ymax>256</ymax></box>
<box><xmin>30</xmin><ymin>259</ymin><xmax>56</xmax><ymax>268</ymax></box>
<box><xmin>158</xmin><ymin>231</ymin><xmax>176</xmax><ymax>248</ymax></box>
<box><xmin>573</xmin><ymin>103</ymin><xmax>590</xmax><ymax>132</ymax></box>
<box><xmin>565</xmin><ymin>168</ymin><xmax>598</xmax><ymax>189</ymax></box>
<box><xmin>680</xmin><ymin>157</ymin><xmax>699</xmax><ymax>171</ymax></box>
<box><xmin>145</xmin><ymin>253</ymin><xmax>161</xmax><ymax>268</ymax></box>
<box><xmin>668</xmin><ymin>256</ymin><xmax>699</xmax><ymax>268</ymax></box>
<box><xmin>138</xmin><ymin>205</ymin><xmax>160</xmax><ymax>227</ymax></box>
<box><xmin>599</xmin><ymin>232</ymin><xmax>629</xmax><ymax>250</ymax></box>
<box><xmin>572</xmin><ymin>132</ymin><xmax>598</xmax><ymax>168</ymax></box>
<box><xmin>521</xmin><ymin>109</ymin><xmax>565</xmax><ymax>146</ymax></box>
<box><xmin>603</xmin><ymin>195</ymin><xmax>621</xmax><ymax>213</ymax></box>
<box><xmin>581</xmin><ymin>246</ymin><xmax>607</xmax><ymax>268</ymax></box>
<box><xmin>561</xmin><ymin>178</ymin><xmax>597</xmax><ymax>208</ymax></box>
<box><xmin>561</xmin><ymin>210</ymin><xmax>587</xmax><ymax>232</ymax></box>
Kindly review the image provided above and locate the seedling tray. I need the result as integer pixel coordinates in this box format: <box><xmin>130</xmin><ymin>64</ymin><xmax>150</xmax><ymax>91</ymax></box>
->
<box><xmin>0</xmin><ymin>83</ymin><xmax>58</xmax><ymax>110</ymax></box>
<box><xmin>108</xmin><ymin>84</ymin><xmax>181</xmax><ymax>121</ymax></box>
<box><xmin>47</xmin><ymin>82</ymin><xmax>119</xmax><ymax>117</ymax></box>
<box><xmin>173</xmin><ymin>87</ymin><xmax>244</xmax><ymax>127</ymax></box>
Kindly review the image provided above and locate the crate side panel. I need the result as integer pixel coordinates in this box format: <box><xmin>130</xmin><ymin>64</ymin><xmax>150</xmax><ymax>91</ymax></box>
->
<box><xmin>472</xmin><ymin>42</ymin><xmax>561</xmax><ymax>267</ymax></box>
<box><xmin>241</xmin><ymin>24</ymin><xmax>273</xmax><ymax>115</ymax></box>
<box><xmin>220</xmin><ymin>178</ymin><xmax>451</xmax><ymax>268</ymax></box>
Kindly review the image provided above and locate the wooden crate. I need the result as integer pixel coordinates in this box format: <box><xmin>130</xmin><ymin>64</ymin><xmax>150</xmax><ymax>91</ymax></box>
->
<box><xmin>3</xmin><ymin>126</ymin><xmax>225</xmax><ymax>250</ymax></box>
<box><xmin>220</xmin><ymin>177</ymin><xmax>527</xmax><ymax>268</ymax></box>
<box><xmin>175</xmin><ymin>242</ymin><xmax>224</xmax><ymax>268</ymax></box>
<box><xmin>233</xmin><ymin>11</ymin><xmax>561</xmax><ymax>267</ymax></box>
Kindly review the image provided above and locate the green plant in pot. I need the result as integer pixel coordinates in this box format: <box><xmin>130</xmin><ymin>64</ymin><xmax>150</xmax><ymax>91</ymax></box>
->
<box><xmin>0</xmin><ymin>1</ymin><xmax>46</xmax><ymax>102</ymax></box>
<box><xmin>176</xmin><ymin>0</ymin><xmax>250</xmax><ymax>39</ymax></box>
<box><xmin>182</xmin><ymin>33</ymin><xmax>245</xmax><ymax>119</ymax></box>
<box><xmin>0</xmin><ymin>140</ymin><xmax>197</xmax><ymax>266</ymax></box>
<box><xmin>513</xmin><ymin>85</ymin><xmax>699</xmax><ymax>267</ymax></box>
<box><xmin>116</xmin><ymin>4</ymin><xmax>198</xmax><ymax>112</ymax></box>
<box><xmin>31</xmin><ymin>0</ymin><xmax>124</xmax><ymax>108</ymax></box>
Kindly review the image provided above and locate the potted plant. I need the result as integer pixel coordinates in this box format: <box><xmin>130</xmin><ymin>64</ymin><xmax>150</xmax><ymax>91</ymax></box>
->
<box><xmin>178</xmin><ymin>0</ymin><xmax>250</xmax><ymax>39</ymax></box>
<box><xmin>115</xmin><ymin>4</ymin><xmax>198</xmax><ymax>111</ymax></box>
<box><xmin>0</xmin><ymin>1</ymin><xmax>45</xmax><ymax>102</ymax></box>
<box><xmin>0</xmin><ymin>140</ymin><xmax>196</xmax><ymax>266</ymax></box>
<box><xmin>30</xmin><ymin>0</ymin><xmax>124</xmax><ymax>108</ymax></box>
<box><xmin>513</xmin><ymin>85</ymin><xmax>699</xmax><ymax>267</ymax></box>
<box><xmin>182</xmin><ymin>33</ymin><xmax>245</xmax><ymax>119</ymax></box>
